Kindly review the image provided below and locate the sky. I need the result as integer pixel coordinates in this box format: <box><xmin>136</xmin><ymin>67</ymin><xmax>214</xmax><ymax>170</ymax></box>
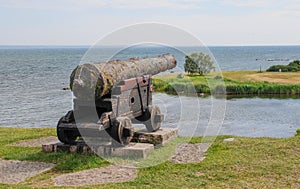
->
<box><xmin>1</xmin><ymin>0</ymin><xmax>300</xmax><ymax>46</ymax></box>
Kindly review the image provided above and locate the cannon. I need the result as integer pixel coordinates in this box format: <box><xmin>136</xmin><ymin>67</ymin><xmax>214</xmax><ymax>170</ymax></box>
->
<box><xmin>57</xmin><ymin>54</ymin><xmax>177</xmax><ymax>146</ymax></box>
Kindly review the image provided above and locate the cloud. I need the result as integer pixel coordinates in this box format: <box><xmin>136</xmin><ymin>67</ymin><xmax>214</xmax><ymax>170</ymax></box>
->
<box><xmin>221</xmin><ymin>0</ymin><xmax>300</xmax><ymax>11</ymax></box>
<box><xmin>1</xmin><ymin>0</ymin><xmax>300</xmax><ymax>13</ymax></box>
<box><xmin>221</xmin><ymin>0</ymin><xmax>273</xmax><ymax>7</ymax></box>
<box><xmin>0</xmin><ymin>0</ymin><xmax>210</xmax><ymax>11</ymax></box>
<box><xmin>0</xmin><ymin>0</ymin><xmax>80</xmax><ymax>11</ymax></box>
<box><xmin>1</xmin><ymin>0</ymin><xmax>299</xmax><ymax>16</ymax></box>
<box><xmin>272</xmin><ymin>10</ymin><xmax>300</xmax><ymax>17</ymax></box>
<box><xmin>221</xmin><ymin>0</ymin><xmax>270</xmax><ymax>7</ymax></box>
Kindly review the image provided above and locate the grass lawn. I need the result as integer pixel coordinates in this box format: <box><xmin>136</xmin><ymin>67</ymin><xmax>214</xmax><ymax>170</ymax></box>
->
<box><xmin>1</xmin><ymin>127</ymin><xmax>300</xmax><ymax>188</ymax></box>
<box><xmin>153</xmin><ymin>71</ymin><xmax>300</xmax><ymax>95</ymax></box>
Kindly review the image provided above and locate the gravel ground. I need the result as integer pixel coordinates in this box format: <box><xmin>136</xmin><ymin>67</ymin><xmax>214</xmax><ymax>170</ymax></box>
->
<box><xmin>53</xmin><ymin>164</ymin><xmax>137</xmax><ymax>186</ymax></box>
<box><xmin>0</xmin><ymin>159</ymin><xmax>55</xmax><ymax>184</ymax></box>
<box><xmin>171</xmin><ymin>143</ymin><xmax>209</xmax><ymax>164</ymax></box>
<box><xmin>9</xmin><ymin>136</ymin><xmax>58</xmax><ymax>147</ymax></box>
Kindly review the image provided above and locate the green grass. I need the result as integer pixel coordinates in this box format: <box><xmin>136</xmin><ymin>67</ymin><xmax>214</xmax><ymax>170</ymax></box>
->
<box><xmin>1</xmin><ymin>127</ymin><xmax>300</xmax><ymax>188</ymax></box>
<box><xmin>152</xmin><ymin>72</ymin><xmax>300</xmax><ymax>96</ymax></box>
<box><xmin>0</xmin><ymin>127</ymin><xmax>108</xmax><ymax>172</ymax></box>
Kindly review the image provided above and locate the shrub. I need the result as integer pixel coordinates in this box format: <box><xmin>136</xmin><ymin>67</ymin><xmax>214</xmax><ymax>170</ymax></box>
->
<box><xmin>213</xmin><ymin>85</ymin><xmax>226</xmax><ymax>94</ymax></box>
<box><xmin>266</xmin><ymin>60</ymin><xmax>300</xmax><ymax>72</ymax></box>
<box><xmin>214</xmin><ymin>75</ymin><xmax>222</xmax><ymax>80</ymax></box>
<box><xmin>289</xmin><ymin>60</ymin><xmax>300</xmax><ymax>66</ymax></box>
<box><xmin>295</xmin><ymin>129</ymin><xmax>300</xmax><ymax>137</ymax></box>
<box><xmin>195</xmin><ymin>84</ymin><xmax>210</xmax><ymax>93</ymax></box>
<box><xmin>172</xmin><ymin>82</ymin><xmax>186</xmax><ymax>92</ymax></box>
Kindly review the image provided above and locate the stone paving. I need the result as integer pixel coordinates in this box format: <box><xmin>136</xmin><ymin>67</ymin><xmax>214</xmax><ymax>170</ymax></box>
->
<box><xmin>1</xmin><ymin>134</ymin><xmax>209</xmax><ymax>186</ymax></box>
<box><xmin>170</xmin><ymin>143</ymin><xmax>209</xmax><ymax>164</ymax></box>
<box><xmin>53</xmin><ymin>164</ymin><xmax>137</xmax><ymax>186</ymax></box>
<box><xmin>10</xmin><ymin>136</ymin><xmax>58</xmax><ymax>147</ymax></box>
<box><xmin>0</xmin><ymin>159</ymin><xmax>55</xmax><ymax>184</ymax></box>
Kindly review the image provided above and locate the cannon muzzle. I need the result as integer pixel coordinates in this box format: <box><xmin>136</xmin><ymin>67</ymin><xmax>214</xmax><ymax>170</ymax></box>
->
<box><xmin>70</xmin><ymin>53</ymin><xmax>176</xmax><ymax>100</ymax></box>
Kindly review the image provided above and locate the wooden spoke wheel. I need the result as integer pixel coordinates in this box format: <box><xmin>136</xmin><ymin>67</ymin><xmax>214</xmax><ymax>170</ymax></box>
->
<box><xmin>109</xmin><ymin>116</ymin><xmax>133</xmax><ymax>146</ymax></box>
<box><xmin>57</xmin><ymin>116</ymin><xmax>78</xmax><ymax>144</ymax></box>
<box><xmin>144</xmin><ymin>105</ymin><xmax>164</xmax><ymax>132</ymax></box>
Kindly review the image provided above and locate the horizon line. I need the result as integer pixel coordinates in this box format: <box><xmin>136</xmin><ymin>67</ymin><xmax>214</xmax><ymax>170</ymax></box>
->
<box><xmin>1</xmin><ymin>44</ymin><xmax>300</xmax><ymax>48</ymax></box>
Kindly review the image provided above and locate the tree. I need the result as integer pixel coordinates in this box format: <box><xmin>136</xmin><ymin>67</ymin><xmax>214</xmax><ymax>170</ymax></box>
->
<box><xmin>184</xmin><ymin>55</ymin><xmax>198</xmax><ymax>75</ymax></box>
<box><xmin>184</xmin><ymin>52</ymin><xmax>215</xmax><ymax>75</ymax></box>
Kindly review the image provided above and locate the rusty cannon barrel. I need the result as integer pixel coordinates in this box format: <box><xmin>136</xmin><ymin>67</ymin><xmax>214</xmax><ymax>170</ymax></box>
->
<box><xmin>70</xmin><ymin>53</ymin><xmax>177</xmax><ymax>100</ymax></box>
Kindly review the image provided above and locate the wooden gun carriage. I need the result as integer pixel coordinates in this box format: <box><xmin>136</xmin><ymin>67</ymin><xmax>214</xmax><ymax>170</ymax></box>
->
<box><xmin>57</xmin><ymin>54</ymin><xmax>176</xmax><ymax>146</ymax></box>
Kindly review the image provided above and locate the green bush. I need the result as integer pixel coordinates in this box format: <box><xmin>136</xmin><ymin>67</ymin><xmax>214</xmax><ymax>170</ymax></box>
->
<box><xmin>172</xmin><ymin>82</ymin><xmax>186</xmax><ymax>92</ymax></box>
<box><xmin>289</xmin><ymin>60</ymin><xmax>300</xmax><ymax>66</ymax></box>
<box><xmin>267</xmin><ymin>60</ymin><xmax>300</xmax><ymax>72</ymax></box>
<box><xmin>165</xmin><ymin>83</ymin><xmax>176</xmax><ymax>93</ymax></box>
<box><xmin>213</xmin><ymin>85</ymin><xmax>226</xmax><ymax>94</ymax></box>
<box><xmin>295</xmin><ymin>129</ymin><xmax>300</xmax><ymax>137</ymax></box>
<box><xmin>195</xmin><ymin>84</ymin><xmax>210</xmax><ymax>93</ymax></box>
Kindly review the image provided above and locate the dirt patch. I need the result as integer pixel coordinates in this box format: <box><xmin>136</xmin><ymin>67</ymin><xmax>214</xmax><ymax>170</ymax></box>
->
<box><xmin>53</xmin><ymin>164</ymin><xmax>137</xmax><ymax>186</ymax></box>
<box><xmin>223</xmin><ymin>71</ymin><xmax>300</xmax><ymax>84</ymax></box>
<box><xmin>10</xmin><ymin>136</ymin><xmax>58</xmax><ymax>147</ymax></box>
<box><xmin>247</xmin><ymin>73</ymin><xmax>300</xmax><ymax>84</ymax></box>
<box><xmin>171</xmin><ymin>143</ymin><xmax>209</xmax><ymax>164</ymax></box>
<box><xmin>0</xmin><ymin>159</ymin><xmax>55</xmax><ymax>184</ymax></box>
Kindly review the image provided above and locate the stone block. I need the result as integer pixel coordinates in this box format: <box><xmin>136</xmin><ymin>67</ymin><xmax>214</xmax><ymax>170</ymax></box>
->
<box><xmin>111</xmin><ymin>143</ymin><xmax>154</xmax><ymax>159</ymax></box>
<box><xmin>42</xmin><ymin>141</ymin><xmax>61</xmax><ymax>153</ymax></box>
<box><xmin>42</xmin><ymin>142</ymin><xmax>154</xmax><ymax>159</ymax></box>
<box><xmin>69</xmin><ymin>145</ymin><xmax>77</xmax><ymax>153</ymax></box>
<box><xmin>42</xmin><ymin>128</ymin><xmax>178</xmax><ymax>158</ymax></box>
<box><xmin>132</xmin><ymin>128</ymin><xmax>178</xmax><ymax>146</ymax></box>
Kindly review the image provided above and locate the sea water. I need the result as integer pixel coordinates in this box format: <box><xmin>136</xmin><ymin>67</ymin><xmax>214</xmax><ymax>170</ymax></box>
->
<box><xmin>0</xmin><ymin>45</ymin><xmax>300</xmax><ymax>137</ymax></box>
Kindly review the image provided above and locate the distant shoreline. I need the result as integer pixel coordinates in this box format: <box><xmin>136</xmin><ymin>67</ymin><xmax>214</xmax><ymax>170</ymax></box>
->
<box><xmin>1</xmin><ymin>45</ymin><xmax>300</xmax><ymax>49</ymax></box>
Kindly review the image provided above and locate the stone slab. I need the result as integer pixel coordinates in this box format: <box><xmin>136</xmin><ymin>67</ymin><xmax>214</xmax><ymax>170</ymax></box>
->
<box><xmin>42</xmin><ymin>127</ymin><xmax>177</xmax><ymax>158</ymax></box>
<box><xmin>111</xmin><ymin>143</ymin><xmax>154</xmax><ymax>159</ymax></box>
<box><xmin>42</xmin><ymin>142</ymin><xmax>154</xmax><ymax>159</ymax></box>
<box><xmin>132</xmin><ymin>127</ymin><xmax>178</xmax><ymax>146</ymax></box>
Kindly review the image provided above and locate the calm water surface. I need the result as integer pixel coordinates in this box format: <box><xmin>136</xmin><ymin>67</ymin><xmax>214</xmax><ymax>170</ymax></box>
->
<box><xmin>0</xmin><ymin>46</ymin><xmax>300</xmax><ymax>138</ymax></box>
<box><xmin>155</xmin><ymin>93</ymin><xmax>300</xmax><ymax>138</ymax></box>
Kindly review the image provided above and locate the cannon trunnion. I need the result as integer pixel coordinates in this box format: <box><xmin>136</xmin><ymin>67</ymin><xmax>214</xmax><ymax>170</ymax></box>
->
<box><xmin>57</xmin><ymin>74</ymin><xmax>164</xmax><ymax>146</ymax></box>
